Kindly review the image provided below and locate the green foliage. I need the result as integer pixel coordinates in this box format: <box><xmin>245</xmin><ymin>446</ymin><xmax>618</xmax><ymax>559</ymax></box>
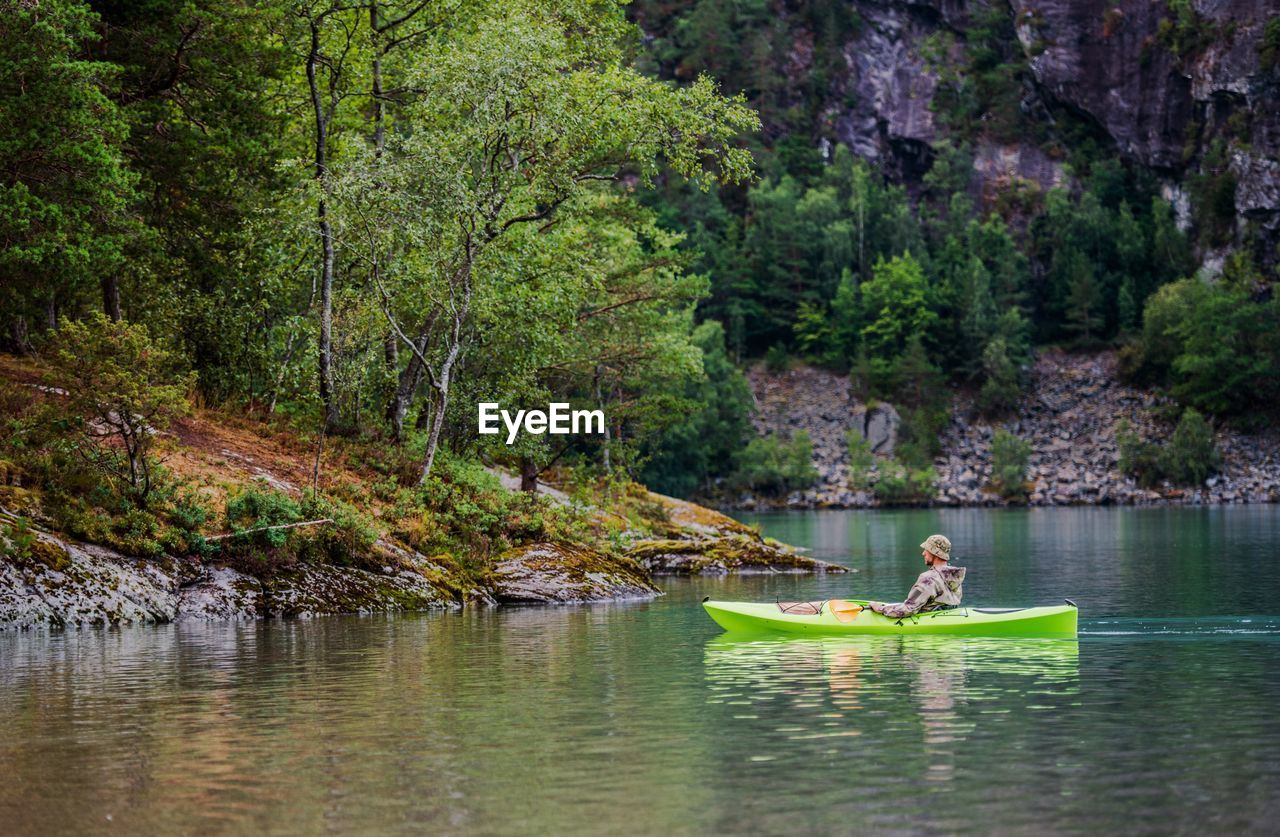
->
<box><xmin>764</xmin><ymin>344</ymin><xmax>792</xmax><ymax>374</ymax></box>
<box><xmin>1156</xmin><ymin>0</ymin><xmax>1217</xmax><ymax>61</ymax></box>
<box><xmin>1028</xmin><ymin>167</ymin><xmax>1191</xmax><ymax>345</ymax></box>
<box><xmin>989</xmin><ymin>429</ymin><xmax>1032</xmax><ymax>500</ymax></box>
<box><xmin>1162</xmin><ymin>408</ymin><xmax>1220</xmax><ymax>485</ymax></box>
<box><xmin>0</xmin><ymin>516</ymin><xmax>40</xmax><ymax>563</ymax></box>
<box><xmin>1187</xmin><ymin>141</ymin><xmax>1239</xmax><ymax>248</ymax></box>
<box><xmin>89</xmin><ymin>0</ymin><xmax>292</xmax><ymax>401</ymax></box>
<box><xmin>1117</xmin><ymin>420</ymin><xmax>1161</xmax><ymax>488</ymax></box>
<box><xmin>892</xmin><ymin>335</ymin><xmax>944</xmax><ymax>410</ymax></box>
<box><xmin>0</xmin><ymin>0</ymin><xmax>137</xmax><ymax>330</ymax></box>
<box><xmin>634</xmin><ymin>0</ymin><xmax>862</xmax><ymax>137</ymax></box>
<box><xmin>861</xmin><ymin>253</ymin><xmax>937</xmax><ymax>369</ymax></box>
<box><xmin>390</xmin><ymin>451</ymin><xmax>589</xmax><ymax>568</ymax></box>
<box><xmin>873</xmin><ymin>460</ymin><xmax>937</xmax><ymax>506</ymax></box>
<box><xmin>845</xmin><ymin>431</ymin><xmax>875</xmax><ymax>491</ymax></box>
<box><xmin>1134</xmin><ymin>276</ymin><xmax>1279</xmax><ymax>417</ymax></box>
<box><xmin>1261</xmin><ymin>16</ymin><xmax>1280</xmax><ymax>72</ymax></box>
<box><xmin>639</xmin><ymin>321</ymin><xmax>754</xmax><ymax>497</ymax></box>
<box><xmin>225</xmin><ymin>489</ymin><xmax>302</xmax><ymax>549</ymax></box>
<box><xmin>729</xmin><ymin>432</ymin><xmax>819</xmax><ymax>495</ymax></box>
<box><xmin>895</xmin><ymin>404</ymin><xmax>948</xmax><ymax>471</ymax></box>
<box><xmin>218</xmin><ymin>488</ymin><xmax>380</xmax><ymax>570</ymax></box>
<box><xmin>923</xmin><ymin>1</ymin><xmax>1033</xmax><ymax>143</ymax></box>
<box><xmin>47</xmin><ymin>313</ymin><xmax>193</xmax><ymax>502</ymax></box>
<box><xmin>1117</xmin><ymin>410</ymin><xmax>1220</xmax><ymax>487</ymax></box>
<box><xmin>978</xmin><ymin>335</ymin><xmax>1022</xmax><ymax>415</ymax></box>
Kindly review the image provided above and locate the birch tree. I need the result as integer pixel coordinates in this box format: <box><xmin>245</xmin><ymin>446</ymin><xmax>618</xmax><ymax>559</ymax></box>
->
<box><xmin>336</xmin><ymin>0</ymin><xmax>757</xmax><ymax>481</ymax></box>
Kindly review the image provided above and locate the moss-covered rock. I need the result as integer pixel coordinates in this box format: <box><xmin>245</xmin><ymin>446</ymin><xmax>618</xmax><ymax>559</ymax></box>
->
<box><xmin>490</xmin><ymin>541</ymin><xmax>662</xmax><ymax>603</ymax></box>
<box><xmin>626</xmin><ymin>534</ymin><xmax>848</xmax><ymax>576</ymax></box>
<box><xmin>261</xmin><ymin>562</ymin><xmax>455</xmax><ymax>617</ymax></box>
<box><xmin>643</xmin><ymin>490</ymin><xmax>755</xmax><ymax>538</ymax></box>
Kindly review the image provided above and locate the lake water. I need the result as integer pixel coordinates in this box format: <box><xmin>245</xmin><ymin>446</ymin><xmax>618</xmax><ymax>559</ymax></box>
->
<box><xmin>3</xmin><ymin>506</ymin><xmax>1279</xmax><ymax>834</ymax></box>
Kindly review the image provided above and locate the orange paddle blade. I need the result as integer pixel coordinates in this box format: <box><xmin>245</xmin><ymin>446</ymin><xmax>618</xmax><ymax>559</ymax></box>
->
<box><xmin>829</xmin><ymin>600</ymin><xmax>864</xmax><ymax>623</ymax></box>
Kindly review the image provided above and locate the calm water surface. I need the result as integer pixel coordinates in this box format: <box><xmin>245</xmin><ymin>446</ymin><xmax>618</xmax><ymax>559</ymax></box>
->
<box><xmin>3</xmin><ymin>506</ymin><xmax>1280</xmax><ymax>834</ymax></box>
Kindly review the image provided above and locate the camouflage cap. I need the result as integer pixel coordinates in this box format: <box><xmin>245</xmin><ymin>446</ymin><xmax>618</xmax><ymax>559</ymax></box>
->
<box><xmin>920</xmin><ymin>534</ymin><xmax>952</xmax><ymax>560</ymax></box>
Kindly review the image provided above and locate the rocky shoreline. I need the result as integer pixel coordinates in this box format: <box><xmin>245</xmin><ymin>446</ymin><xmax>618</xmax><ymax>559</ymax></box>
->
<box><xmin>731</xmin><ymin>351</ymin><xmax>1280</xmax><ymax>510</ymax></box>
<box><xmin>0</xmin><ymin>486</ymin><xmax>842</xmax><ymax>629</ymax></box>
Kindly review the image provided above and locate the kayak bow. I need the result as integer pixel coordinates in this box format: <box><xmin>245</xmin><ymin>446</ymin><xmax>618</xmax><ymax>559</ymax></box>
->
<box><xmin>702</xmin><ymin>598</ymin><xmax>1078</xmax><ymax>638</ymax></box>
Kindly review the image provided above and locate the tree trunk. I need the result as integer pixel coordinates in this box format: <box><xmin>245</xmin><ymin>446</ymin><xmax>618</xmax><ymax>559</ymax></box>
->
<box><xmin>307</xmin><ymin>22</ymin><xmax>339</xmax><ymax>432</ymax></box>
<box><xmin>418</xmin><ymin>254</ymin><xmax>474</xmax><ymax>482</ymax></box>
<box><xmin>520</xmin><ymin>457</ymin><xmax>538</xmax><ymax>492</ymax></box>
<box><xmin>370</xmin><ymin>2</ymin><xmax>386</xmax><ymax>159</ymax></box>
<box><xmin>418</xmin><ymin>338</ymin><xmax>460</xmax><ymax>483</ymax></box>
<box><xmin>102</xmin><ymin>275</ymin><xmax>122</xmax><ymax>322</ymax></box>
<box><xmin>388</xmin><ymin>335</ymin><xmax>426</xmax><ymax>441</ymax></box>
<box><xmin>8</xmin><ymin>316</ymin><xmax>32</xmax><ymax>355</ymax></box>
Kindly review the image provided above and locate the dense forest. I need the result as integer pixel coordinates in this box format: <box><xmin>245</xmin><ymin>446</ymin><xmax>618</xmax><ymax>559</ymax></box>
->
<box><xmin>631</xmin><ymin>0</ymin><xmax>1280</xmax><ymax>495</ymax></box>
<box><xmin>1</xmin><ymin>0</ymin><xmax>1278</xmax><ymax>532</ymax></box>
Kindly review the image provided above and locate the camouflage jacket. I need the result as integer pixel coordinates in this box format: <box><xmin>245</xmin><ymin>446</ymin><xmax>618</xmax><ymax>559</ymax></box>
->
<box><xmin>870</xmin><ymin>565</ymin><xmax>966</xmax><ymax>619</ymax></box>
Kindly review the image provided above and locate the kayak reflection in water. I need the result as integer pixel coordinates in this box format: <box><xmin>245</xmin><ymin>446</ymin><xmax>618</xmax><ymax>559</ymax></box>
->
<box><xmin>867</xmin><ymin>534</ymin><xmax>966</xmax><ymax>619</ymax></box>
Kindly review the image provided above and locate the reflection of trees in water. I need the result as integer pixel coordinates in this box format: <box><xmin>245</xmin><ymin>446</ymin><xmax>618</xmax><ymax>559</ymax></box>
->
<box><xmin>703</xmin><ymin>635</ymin><xmax>1080</xmax><ymax>780</ymax></box>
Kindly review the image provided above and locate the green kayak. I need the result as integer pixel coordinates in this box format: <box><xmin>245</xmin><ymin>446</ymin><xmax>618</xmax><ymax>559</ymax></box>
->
<box><xmin>702</xmin><ymin>598</ymin><xmax>1078</xmax><ymax>638</ymax></box>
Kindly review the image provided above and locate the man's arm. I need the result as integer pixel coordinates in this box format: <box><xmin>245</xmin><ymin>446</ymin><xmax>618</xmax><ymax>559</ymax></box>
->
<box><xmin>869</xmin><ymin>573</ymin><xmax>942</xmax><ymax>618</ymax></box>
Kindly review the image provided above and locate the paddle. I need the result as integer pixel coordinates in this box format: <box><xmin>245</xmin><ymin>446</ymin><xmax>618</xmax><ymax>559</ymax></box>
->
<box><xmin>830</xmin><ymin>599</ymin><xmax>866</xmax><ymax>623</ymax></box>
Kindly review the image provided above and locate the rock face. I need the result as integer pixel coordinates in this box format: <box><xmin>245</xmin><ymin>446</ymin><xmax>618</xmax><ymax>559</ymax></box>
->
<box><xmin>489</xmin><ymin>542</ymin><xmax>661</xmax><ymax>604</ymax></box>
<box><xmin>746</xmin><ymin>364</ymin><xmax>874</xmax><ymax>507</ymax></box>
<box><xmin>642</xmin><ymin>0</ymin><xmax>1279</xmax><ymax>260</ymax></box>
<box><xmin>836</xmin><ymin>1</ymin><xmax>941</xmax><ymax>167</ymax></box>
<box><xmin>745</xmin><ymin>363</ymin><xmax>894</xmax><ymax>507</ymax></box>
<box><xmin>935</xmin><ymin>351</ymin><xmax>1280</xmax><ymax>507</ymax></box>
<box><xmin>0</xmin><ymin>524</ymin><xmax>459</xmax><ymax>630</ymax></box>
<box><xmin>1012</xmin><ymin>0</ymin><xmax>1280</xmax><ymax>250</ymax></box>
<box><xmin>735</xmin><ymin>352</ymin><xmax>1280</xmax><ymax>509</ymax></box>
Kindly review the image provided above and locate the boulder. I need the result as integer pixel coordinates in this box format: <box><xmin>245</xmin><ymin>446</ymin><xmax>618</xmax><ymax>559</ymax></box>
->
<box><xmin>490</xmin><ymin>542</ymin><xmax>660</xmax><ymax>604</ymax></box>
<box><xmin>862</xmin><ymin>402</ymin><xmax>901</xmax><ymax>455</ymax></box>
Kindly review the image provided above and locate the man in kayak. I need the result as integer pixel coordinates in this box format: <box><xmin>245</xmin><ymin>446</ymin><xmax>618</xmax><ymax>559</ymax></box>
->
<box><xmin>867</xmin><ymin>534</ymin><xmax>965</xmax><ymax>618</ymax></box>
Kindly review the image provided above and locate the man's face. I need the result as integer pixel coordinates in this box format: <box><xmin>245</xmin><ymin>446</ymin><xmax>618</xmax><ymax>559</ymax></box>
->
<box><xmin>922</xmin><ymin>549</ymin><xmax>932</xmax><ymax>565</ymax></box>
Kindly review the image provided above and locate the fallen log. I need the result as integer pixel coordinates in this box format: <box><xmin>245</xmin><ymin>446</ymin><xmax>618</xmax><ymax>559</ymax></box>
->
<box><xmin>207</xmin><ymin>518</ymin><xmax>334</xmax><ymax>541</ymax></box>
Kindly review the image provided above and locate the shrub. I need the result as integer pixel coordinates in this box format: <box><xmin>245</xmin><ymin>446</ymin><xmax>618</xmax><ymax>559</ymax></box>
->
<box><xmin>730</xmin><ymin>432</ymin><xmax>818</xmax><ymax>495</ymax></box>
<box><xmin>764</xmin><ymin>344</ymin><xmax>792</xmax><ymax>374</ymax></box>
<box><xmin>1160</xmin><ymin>408</ymin><xmax>1219</xmax><ymax>485</ymax></box>
<box><xmin>873</xmin><ymin>460</ymin><xmax>936</xmax><ymax>505</ymax></box>
<box><xmin>1117</xmin><ymin>419</ymin><xmax>1163</xmax><ymax>487</ymax></box>
<box><xmin>895</xmin><ymin>405</ymin><xmax>947</xmax><ymax>470</ymax></box>
<box><xmin>1136</xmin><ymin>277</ymin><xmax>1279</xmax><ymax>418</ymax></box>
<box><xmin>979</xmin><ymin>336</ymin><xmax>1022</xmax><ymax>415</ymax></box>
<box><xmin>846</xmin><ymin>430</ymin><xmax>875</xmax><ymax>490</ymax></box>
<box><xmin>300</xmin><ymin>495</ymin><xmax>379</xmax><ymax>568</ymax></box>
<box><xmin>989</xmin><ymin>429</ymin><xmax>1032</xmax><ymax>500</ymax></box>
<box><xmin>1261</xmin><ymin>15</ymin><xmax>1280</xmax><ymax>71</ymax></box>
<box><xmin>46</xmin><ymin>313</ymin><xmax>192</xmax><ymax>504</ymax></box>
<box><xmin>1117</xmin><ymin>410</ymin><xmax>1219</xmax><ymax>487</ymax></box>
<box><xmin>224</xmin><ymin>488</ymin><xmax>302</xmax><ymax>548</ymax></box>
